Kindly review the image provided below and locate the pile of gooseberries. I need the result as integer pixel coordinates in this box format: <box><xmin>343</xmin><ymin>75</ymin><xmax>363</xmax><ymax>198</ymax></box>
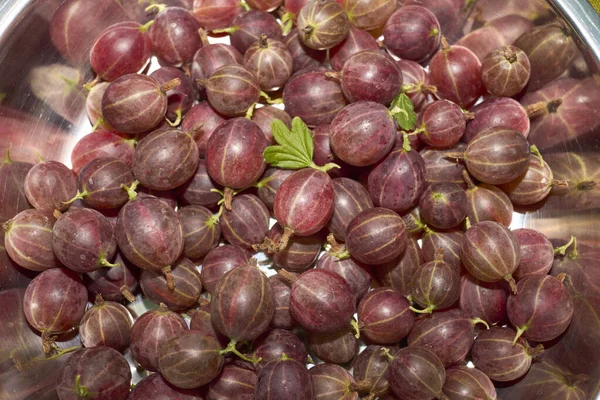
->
<box><xmin>1</xmin><ymin>0</ymin><xmax>597</xmax><ymax>399</ymax></box>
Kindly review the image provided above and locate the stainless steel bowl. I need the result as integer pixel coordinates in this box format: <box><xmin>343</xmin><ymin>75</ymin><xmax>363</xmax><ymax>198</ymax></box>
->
<box><xmin>1</xmin><ymin>0</ymin><xmax>599</xmax><ymax>399</ymax></box>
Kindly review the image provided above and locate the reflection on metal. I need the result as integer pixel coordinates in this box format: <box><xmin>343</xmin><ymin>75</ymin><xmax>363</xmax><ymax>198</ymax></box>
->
<box><xmin>550</xmin><ymin>0</ymin><xmax>600</xmax><ymax>65</ymax></box>
<box><xmin>0</xmin><ymin>0</ymin><xmax>30</xmax><ymax>40</ymax></box>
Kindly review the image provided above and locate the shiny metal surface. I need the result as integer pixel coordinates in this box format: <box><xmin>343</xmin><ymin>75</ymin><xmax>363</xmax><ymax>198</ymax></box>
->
<box><xmin>550</xmin><ymin>0</ymin><xmax>600</xmax><ymax>64</ymax></box>
<box><xmin>0</xmin><ymin>0</ymin><xmax>599</xmax><ymax>399</ymax></box>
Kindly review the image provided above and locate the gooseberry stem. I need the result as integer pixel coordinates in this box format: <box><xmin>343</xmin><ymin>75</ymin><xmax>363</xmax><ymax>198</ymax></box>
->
<box><xmin>462</xmin><ymin>169</ymin><xmax>475</xmax><ymax>189</ymax></box>
<box><xmin>221</xmin><ymin>340</ymin><xmax>262</xmax><ymax>363</ymax></box>
<box><xmin>554</xmin><ymin>236</ymin><xmax>575</xmax><ymax>256</ymax></box>
<box><xmin>75</xmin><ymin>375</ymin><xmax>89</xmax><ymax>398</ymax></box>
<box><xmin>63</xmin><ymin>189</ymin><xmax>88</xmax><ymax>205</ymax></box>
<box><xmin>512</xmin><ymin>325</ymin><xmax>527</xmax><ymax>345</ymax></box>
<box><xmin>99</xmin><ymin>257</ymin><xmax>120</xmax><ymax>268</ymax></box>
<box><xmin>212</xmin><ymin>26</ymin><xmax>239</xmax><ymax>35</ymax></box>
<box><xmin>326</xmin><ymin>233</ymin><xmax>350</xmax><ymax>259</ymax></box>
<box><xmin>471</xmin><ymin>318</ymin><xmax>490</xmax><ymax>329</ymax></box>
<box><xmin>198</xmin><ymin>28</ymin><xmax>209</xmax><ymax>45</ymax></box>
<box><xmin>41</xmin><ymin>331</ymin><xmax>58</xmax><ymax>354</ymax></box>
<box><xmin>409</xmin><ymin>305</ymin><xmax>434</xmax><ymax>314</ymax></box>
<box><xmin>309</xmin><ymin>161</ymin><xmax>340</xmax><ymax>174</ymax></box>
<box><xmin>530</xmin><ymin>144</ymin><xmax>545</xmax><ymax>167</ymax></box>
<box><xmin>166</xmin><ymin>108</ymin><xmax>182</xmax><ymax>127</ymax></box>
<box><xmin>440</xmin><ymin>36</ymin><xmax>450</xmax><ymax>50</ymax></box>
<box><xmin>443</xmin><ymin>151</ymin><xmax>465</xmax><ymax>160</ymax></box>
<box><xmin>34</xmin><ymin>345</ymin><xmax>81</xmax><ymax>361</ymax></box>
<box><xmin>121</xmin><ymin>180</ymin><xmax>139</xmax><ymax>201</ymax></box>
<box><xmin>210</xmin><ymin>205</ymin><xmax>224</xmax><ymax>224</ymax></box>
<box><xmin>401</xmin><ymin>132</ymin><xmax>412</xmax><ymax>152</ymax></box>
<box><xmin>139</xmin><ymin>18</ymin><xmax>156</xmax><ymax>31</ymax></box>
<box><xmin>260</xmin><ymin>91</ymin><xmax>283</xmax><ymax>104</ymax></box>
<box><xmin>381</xmin><ymin>347</ymin><xmax>394</xmax><ymax>361</ymax></box>
<box><xmin>91</xmin><ymin>116</ymin><xmax>104</xmax><ymax>132</ymax></box>
<box><xmin>162</xmin><ymin>266</ymin><xmax>175</xmax><ymax>290</ymax></box>
<box><xmin>505</xmin><ymin>274</ymin><xmax>518</xmax><ymax>294</ymax></box>
<box><xmin>121</xmin><ymin>286</ymin><xmax>136</xmax><ymax>302</ymax></box>
<box><xmin>254</xmin><ymin>174</ymin><xmax>276</xmax><ymax>188</ymax></box>
<box><xmin>83</xmin><ymin>75</ymin><xmax>100</xmax><ymax>91</ymax></box>
<box><xmin>223</xmin><ymin>187</ymin><xmax>235</xmax><ymax>210</ymax></box>
<box><xmin>461</xmin><ymin>218</ymin><xmax>471</xmax><ymax>232</ymax></box>
<box><xmin>275</xmin><ymin>226</ymin><xmax>295</xmax><ymax>251</ymax></box>
<box><xmin>350</xmin><ymin>319</ymin><xmax>361</xmax><ymax>339</ymax></box>
<box><xmin>161</xmin><ymin>78</ymin><xmax>181</xmax><ymax>92</ymax></box>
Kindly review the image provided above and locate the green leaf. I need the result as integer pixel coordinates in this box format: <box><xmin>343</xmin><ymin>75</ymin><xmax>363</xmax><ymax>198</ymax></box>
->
<box><xmin>263</xmin><ymin>146</ymin><xmax>308</xmax><ymax>166</ymax></box>
<box><xmin>390</xmin><ymin>93</ymin><xmax>417</xmax><ymax>131</ymax></box>
<box><xmin>264</xmin><ymin>118</ymin><xmax>314</xmax><ymax>170</ymax></box>
<box><xmin>270</xmin><ymin>120</ymin><xmax>308</xmax><ymax>161</ymax></box>
<box><xmin>264</xmin><ymin>117</ymin><xmax>340</xmax><ymax>172</ymax></box>
<box><xmin>292</xmin><ymin>117</ymin><xmax>314</xmax><ymax>163</ymax></box>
